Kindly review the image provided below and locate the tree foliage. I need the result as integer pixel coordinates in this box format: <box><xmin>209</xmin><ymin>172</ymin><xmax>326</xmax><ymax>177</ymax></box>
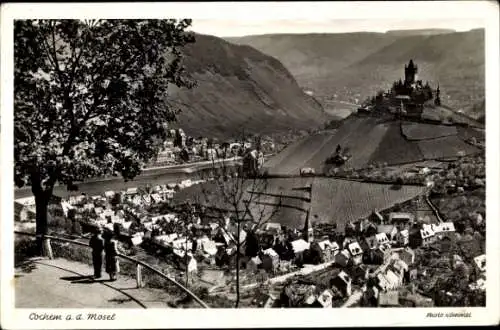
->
<box><xmin>14</xmin><ymin>19</ymin><xmax>195</xmax><ymax>247</ymax></box>
<box><xmin>15</xmin><ymin>19</ymin><xmax>194</xmax><ymax>188</ymax></box>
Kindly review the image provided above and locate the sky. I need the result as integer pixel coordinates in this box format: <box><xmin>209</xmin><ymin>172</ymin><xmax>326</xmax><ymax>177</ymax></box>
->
<box><xmin>190</xmin><ymin>18</ymin><xmax>485</xmax><ymax>38</ymax></box>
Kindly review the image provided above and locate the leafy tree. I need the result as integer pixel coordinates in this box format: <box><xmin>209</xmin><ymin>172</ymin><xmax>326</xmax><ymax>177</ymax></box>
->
<box><xmin>14</xmin><ymin>19</ymin><xmax>195</xmax><ymax>253</ymax></box>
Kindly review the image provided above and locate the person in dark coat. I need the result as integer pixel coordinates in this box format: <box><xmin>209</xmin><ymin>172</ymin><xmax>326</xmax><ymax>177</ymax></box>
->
<box><xmin>104</xmin><ymin>230</ymin><xmax>120</xmax><ymax>281</ymax></box>
<box><xmin>89</xmin><ymin>227</ymin><xmax>105</xmax><ymax>278</ymax></box>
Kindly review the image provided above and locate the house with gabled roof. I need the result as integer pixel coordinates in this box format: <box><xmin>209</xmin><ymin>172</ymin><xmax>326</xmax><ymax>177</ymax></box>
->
<box><xmin>262</xmin><ymin>248</ymin><xmax>280</xmax><ymax>273</ymax></box>
<box><xmin>375</xmin><ymin>233</ymin><xmax>391</xmax><ymax>246</ymax></box>
<box><xmin>390</xmin><ymin>259</ymin><xmax>409</xmax><ymax>283</ymax></box>
<box><xmin>150</xmin><ymin>193</ymin><xmax>163</xmax><ymax>204</ymax></box>
<box><xmin>291</xmin><ymin>239</ymin><xmax>310</xmax><ymax>254</ymax></box>
<box><xmin>330</xmin><ymin>271</ymin><xmax>352</xmax><ymax>297</ymax></box>
<box><xmin>335</xmin><ymin>249</ymin><xmax>351</xmax><ymax>267</ymax></box>
<box><xmin>432</xmin><ymin>222</ymin><xmax>456</xmax><ymax>239</ymax></box>
<box><xmin>348</xmin><ymin>241</ymin><xmax>363</xmax><ymax>265</ymax></box>
<box><xmin>83</xmin><ymin>203</ymin><xmax>95</xmax><ymax>211</ymax></box>
<box><xmin>316</xmin><ymin>289</ymin><xmax>334</xmax><ymax>308</ymax></box>
<box><xmin>468</xmin><ymin>278</ymin><xmax>486</xmax><ymax>291</ymax></box>
<box><xmin>395</xmin><ymin>229</ymin><xmax>410</xmax><ymax>247</ymax></box>
<box><xmin>317</xmin><ymin>239</ymin><xmax>339</xmax><ymax>261</ymax></box>
<box><xmin>384</xmin><ymin>270</ymin><xmax>402</xmax><ymax>290</ymax></box>
<box><xmin>131</xmin><ymin>194</ymin><xmax>143</xmax><ymax>206</ymax></box>
<box><xmin>420</xmin><ymin>224</ymin><xmax>436</xmax><ymax>247</ymax></box>
<box><xmin>264</xmin><ymin>222</ymin><xmax>282</xmax><ymax>234</ymax></box>
<box><xmin>365</xmin><ymin>236</ymin><xmax>378</xmax><ymax>250</ymax></box>
<box><xmin>364</xmin><ymin>243</ymin><xmax>391</xmax><ymax>265</ymax></box>
<box><xmin>389</xmin><ymin>212</ymin><xmax>415</xmax><ymax>230</ymax></box>
<box><xmin>104</xmin><ymin>190</ymin><xmax>115</xmax><ymax>199</ymax></box>
<box><xmin>369</xmin><ymin>210</ymin><xmax>385</xmax><ymax>224</ymax></box>
<box><xmin>377</xmin><ymin>224</ymin><xmax>398</xmax><ymax>241</ymax></box>
<box><xmin>473</xmin><ymin>254</ymin><xmax>486</xmax><ymax>274</ymax></box>
<box><xmin>399</xmin><ymin>246</ymin><xmax>416</xmax><ymax>265</ymax></box>
<box><xmin>342</xmin><ymin>236</ymin><xmax>357</xmax><ymax>249</ymax></box>
<box><xmin>247</xmin><ymin>256</ymin><xmax>262</xmax><ymax>273</ymax></box>
<box><xmin>142</xmin><ymin>194</ymin><xmax>152</xmax><ymax>205</ymax></box>
<box><xmin>126</xmin><ymin>187</ymin><xmax>138</xmax><ymax>195</ymax></box>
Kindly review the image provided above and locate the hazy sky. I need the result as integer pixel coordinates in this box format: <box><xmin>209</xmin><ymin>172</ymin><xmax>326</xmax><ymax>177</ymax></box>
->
<box><xmin>190</xmin><ymin>18</ymin><xmax>485</xmax><ymax>38</ymax></box>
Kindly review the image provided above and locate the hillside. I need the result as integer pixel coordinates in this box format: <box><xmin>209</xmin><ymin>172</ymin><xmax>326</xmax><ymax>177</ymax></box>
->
<box><xmin>168</xmin><ymin>34</ymin><xmax>330</xmax><ymax>139</ymax></box>
<box><xmin>173</xmin><ymin>176</ymin><xmax>427</xmax><ymax>229</ymax></box>
<box><xmin>228</xmin><ymin>29</ymin><xmax>485</xmax><ymax>119</ymax></box>
<box><xmin>263</xmin><ymin>114</ymin><xmax>483</xmax><ymax>175</ymax></box>
<box><xmin>385</xmin><ymin>29</ymin><xmax>456</xmax><ymax>36</ymax></box>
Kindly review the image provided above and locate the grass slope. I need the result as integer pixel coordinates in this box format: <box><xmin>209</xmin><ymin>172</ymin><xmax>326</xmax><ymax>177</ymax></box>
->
<box><xmin>169</xmin><ymin>34</ymin><xmax>330</xmax><ymax>139</ymax></box>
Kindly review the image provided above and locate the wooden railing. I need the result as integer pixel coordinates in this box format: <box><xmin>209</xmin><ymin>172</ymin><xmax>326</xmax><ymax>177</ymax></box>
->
<box><xmin>14</xmin><ymin>231</ymin><xmax>209</xmax><ymax>308</ymax></box>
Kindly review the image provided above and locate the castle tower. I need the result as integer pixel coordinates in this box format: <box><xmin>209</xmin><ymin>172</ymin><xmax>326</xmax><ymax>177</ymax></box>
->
<box><xmin>404</xmin><ymin>59</ymin><xmax>418</xmax><ymax>85</ymax></box>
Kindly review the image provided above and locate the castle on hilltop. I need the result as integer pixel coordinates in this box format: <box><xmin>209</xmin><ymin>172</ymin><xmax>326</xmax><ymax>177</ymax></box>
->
<box><xmin>360</xmin><ymin>59</ymin><xmax>442</xmax><ymax>119</ymax></box>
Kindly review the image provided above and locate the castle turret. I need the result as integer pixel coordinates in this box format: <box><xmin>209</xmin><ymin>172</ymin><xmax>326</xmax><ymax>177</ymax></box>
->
<box><xmin>404</xmin><ymin>59</ymin><xmax>418</xmax><ymax>85</ymax></box>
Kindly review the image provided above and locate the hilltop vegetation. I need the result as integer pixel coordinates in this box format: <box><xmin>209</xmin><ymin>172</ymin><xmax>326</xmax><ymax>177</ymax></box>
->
<box><xmin>169</xmin><ymin>34</ymin><xmax>330</xmax><ymax>139</ymax></box>
<box><xmin>228</xmin><ymin>29</ymin><xmax>484</xmax><ymax>119</ymax></box>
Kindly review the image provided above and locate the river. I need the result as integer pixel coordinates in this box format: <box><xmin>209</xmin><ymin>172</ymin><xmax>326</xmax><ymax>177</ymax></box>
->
<box><xmin>14</xmin><ymin>160</ymin><xmax>241</xmax><ymax>200</ymax></box>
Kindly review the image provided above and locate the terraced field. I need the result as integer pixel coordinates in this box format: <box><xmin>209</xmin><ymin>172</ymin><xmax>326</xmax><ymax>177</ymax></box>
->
<box><xmin>368</xmin><ymin>123</ymin><xmax>425</xmax><ymax>165</ymax></box>
<box><xmin>417</xmin><ymin>135</ymin><xmax>481</xmax><ymax>160</ymax></box>
<box><xmin>310</xmin><ymin>178</ymin><xmax>427</xmax><ymax>229</ymax></box>
<box><xmin>263</xmin><ymin>133</ymin><xmax>333</xmax><ymax>175</ymax></box>
<box><xmin>402</xmin><ymin>122</ymin><xmax>458</xmax><ymax>140</ymax></box>
<box><xmin>264</xmin><ymin>114</ymin><xmax>484</xmax><ymax>174</ymax></box>
<box><xmin>174</xmin><ymin>177</ymin><xmax>427</xmax><ymax>230</ymax></box>
<box><xmin>301</xmin><ymin>117</ymin><xmax>379</xmax><ymax>171</ymax></box>
<box><xmin>263</xmin><ymin>116</ymin><xmax>389</xmax><ymax>174</ymax></box>
<box><xmin>346</xmin><ymin>122</ymin><xmax>390</xmax><ymax>168</ymax></box>
<box><xmin>457</xmin><ymin>126</ymin><xmax>485</xmax><ymax>142</ymax></box>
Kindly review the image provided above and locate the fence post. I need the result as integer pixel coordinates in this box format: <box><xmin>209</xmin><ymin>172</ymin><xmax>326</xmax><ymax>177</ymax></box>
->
<box><xmin>43</xmin><ymin>238</ymin><xmax>54</xmax><ymax>260</ymax></box>
<box><xmin>136</xmin><ymin>264</ymin><xmax>143</xmax><ymax>288</ymax></box>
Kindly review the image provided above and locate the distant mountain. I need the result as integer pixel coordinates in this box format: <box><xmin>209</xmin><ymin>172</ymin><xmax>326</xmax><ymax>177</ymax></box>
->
<box><xmin>169</xmin><ymin>34</ymin><xmax>329</xmax><ymax>139</ymax></box>
<box><xmin>228</xmin><ymin>29</ymin><xmax>485</xmax><ymax>120</ymax></box>
<box><xmin>385</xmin><ymin>28</ymin><xmax>456</xmax><ymax>36</ymax></box>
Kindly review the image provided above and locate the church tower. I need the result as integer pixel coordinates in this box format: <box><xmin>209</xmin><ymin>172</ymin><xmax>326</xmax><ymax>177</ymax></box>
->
<box><xmin>404</xmin><ymin>59</ymin><xmax>418</xmax><ymax>85</ymax></box>
<box><xmin>303</xmin><ymin>207</ymin><xmax>314</xmax><ymax>242</ymax></box>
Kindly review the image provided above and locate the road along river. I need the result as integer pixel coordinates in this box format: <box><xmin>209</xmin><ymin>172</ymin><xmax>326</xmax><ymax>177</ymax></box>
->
<box><xmin>14</xmin><ymin>158</ymin><xmax>243</xmax><ymax>200</ymax></box>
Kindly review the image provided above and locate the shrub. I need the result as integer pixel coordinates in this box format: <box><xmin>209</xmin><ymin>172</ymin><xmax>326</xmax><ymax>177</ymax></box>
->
<box><xmin>14</xmin><ymin>237</ymin><xmax>38</xmax><ymax>265</ymax></box>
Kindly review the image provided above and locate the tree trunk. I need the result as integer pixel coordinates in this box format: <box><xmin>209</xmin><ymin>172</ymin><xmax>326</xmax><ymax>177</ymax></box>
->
<box><xmin>235</xmin><ymin>221</ymin><xmax>240</xmax><ymax>308</ymax></box>
<box><xmin>34</xmin><ymin>190</ymin><xmax>51</xmax><ymax>256</ymax></box>
<box><xmin>185</xmin><ymin>246</ymin><xmax>189</xmax><ymax>287</ymax></box>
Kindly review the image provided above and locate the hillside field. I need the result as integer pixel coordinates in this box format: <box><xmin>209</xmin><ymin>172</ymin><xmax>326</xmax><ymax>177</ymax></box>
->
<box><xmin>401</xmin><ymin>122</ymin><xmax>457</xmax><ymax>140</ymax></box>
<box><xmin>173</xmin><ymin>177</ymin><xmax>427</xmax><ymax>230</ymax></box>
<box><xmin>263</xmin><ymin>114</ymin><xmax>483</xmax><ymax>175</ymax></box>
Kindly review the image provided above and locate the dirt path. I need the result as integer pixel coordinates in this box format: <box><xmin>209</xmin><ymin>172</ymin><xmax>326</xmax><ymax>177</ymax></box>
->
<box><xmin>15</xmin><ymin>258</ymin><xmax>174</xmax><ymax>308</ymax></box>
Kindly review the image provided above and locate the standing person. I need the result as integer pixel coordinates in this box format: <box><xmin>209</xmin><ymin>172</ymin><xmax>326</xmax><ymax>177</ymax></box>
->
<box><xmin>104</xmin><ymin>230</ymin><xmax>120</xmax><ymax>281</ymax></box>
<box><xmin>89</xmin><ymin>227</ymin><xmax>104</xmax><ymax>279</ymax></box>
